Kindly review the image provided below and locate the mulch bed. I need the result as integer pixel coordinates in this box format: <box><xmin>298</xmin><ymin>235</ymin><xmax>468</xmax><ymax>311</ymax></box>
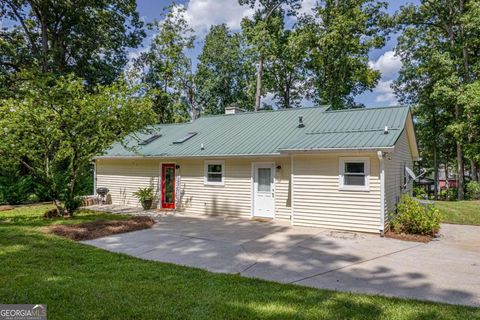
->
<box><xmin>0</xmin><ymin>205</ymin><xmax>14</xmax><ymax>212</ymax></box>
<box><xmin>48</xmin><ymin>216</ymin><xmax>155</xmax><ymax>241</ymax></box>
<box><xmin>385</xmin><ymin>231</ymin><xmax>433</xmax><ymax>243</ymax></box>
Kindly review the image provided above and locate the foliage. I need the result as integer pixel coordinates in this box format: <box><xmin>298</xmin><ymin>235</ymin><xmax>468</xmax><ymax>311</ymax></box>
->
<box><xmin>0</xmin><ymin>72</ymin><xmax>156</xmax><ymax>215</ymax></box>
<box><xmin>133</xmin><ymin>186</ymin><xmax>155</xmax><ymax>202</ymax></box>
<box><xmin>466</xmin><ymin>181</ymin><xmax>480</xmax><ymax>200</ymax></box>
<box><xmin>63</xmin><ymin>196</ymin><xmax>84</xmax><ymax>216</ymax></box>
<box><xmin>390</xmin><ymin>194</ymin><xmax>441</xmax><ymax>236</ymax></box>
<box><xmin>0</xmin><ymin>0</ymin><xmax>145</xmax><ymax>89</ymax></box>
<box><xmin>239</xmin><ymin>0</ymin><xmax>301</xmax><ymax>110</ymax></box>
<box><xmin>1</xmin><ymin>205</ymin><xmax>479</xmax><ymax>319</ymax></box>
<box><xmin>458</xmin><ymin>81</ymin><xmax>480</xmax><ymax>164</ymax></box>
<box><xmin>263</xmin><ymin>24</ymin><xmax>308</xmax><ymax>108</ymax></box>
<box><xmin>195</xmin><ymin>24</ymin><xmax>255</xmax><ymax>114</ymax></box>
<box><xmin>299</xmin><ymin>0</ymin><xmax>390</xmax><ymax>109</ymax></box>
<box><xmin>394</xmin><ymin>0</ymin><xmax>480</xmax><ymax>199</ymax></box>
<box><xmin>133</xmin><ymin>5</ymin><xmax>194</xmax><ymax>123</ymax></box>
<box><xmin>0</xmin><ymin>170</ymin><xmax>32</xmax><ymax>205</ymax></box>
<box><xmin>413</xmin><ymin>186</ymin><xmax>427</xmax><ymax>200</ymax></box>
<box><xmin>439</xmin><ymin>188</ymin><xmax>459</xmax><ymax>202</ymax></box>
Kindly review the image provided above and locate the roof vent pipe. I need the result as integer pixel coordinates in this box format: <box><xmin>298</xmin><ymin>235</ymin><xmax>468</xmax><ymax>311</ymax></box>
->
<box><xmin>384</xmin><ymin>126</ymin><xmax>389</xmax><ymax>134</ymax></box>
<box><xmin>298</xmin><ymin>116</ymin><xmax>305</xmax><ymax>128</ymax></box>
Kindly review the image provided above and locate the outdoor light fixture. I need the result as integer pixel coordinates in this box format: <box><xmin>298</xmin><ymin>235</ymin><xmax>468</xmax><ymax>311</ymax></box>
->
<box><xmin>276</xmin><ymin>165</ymin><xmax>282</xmax><ymax>170</ymax></box>
<box><xmin>175</xmin><ymin>165</ymin><xmax>180</xmax><ymax>169</ymax></box>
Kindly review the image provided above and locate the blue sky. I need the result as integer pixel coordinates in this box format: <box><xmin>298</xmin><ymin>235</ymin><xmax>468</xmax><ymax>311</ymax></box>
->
<box><xmin>135</xmin><ymin>0</ymin><xmax>418</xmax><ymax>107</ymax></box>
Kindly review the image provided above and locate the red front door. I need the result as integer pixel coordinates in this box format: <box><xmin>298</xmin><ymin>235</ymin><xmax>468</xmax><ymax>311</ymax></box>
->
<box><xmin>161</xmin><ymin>163</ymin><xmax>175</xmax><ymax>209</ymax></box>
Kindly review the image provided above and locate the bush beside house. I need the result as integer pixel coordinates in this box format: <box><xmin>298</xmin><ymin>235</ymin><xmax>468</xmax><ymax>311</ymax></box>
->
<box><xmin>390</xmin><ymin>194</ymin><xmax>441</xmax><ymax>236</ymax></box>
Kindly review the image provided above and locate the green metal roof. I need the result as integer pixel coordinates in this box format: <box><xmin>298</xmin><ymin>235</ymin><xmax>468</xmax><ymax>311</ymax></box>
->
<box><xmin>101</xmin><ymin>106</ymin><xmax>411</xmax><ymax>158</ymax></box>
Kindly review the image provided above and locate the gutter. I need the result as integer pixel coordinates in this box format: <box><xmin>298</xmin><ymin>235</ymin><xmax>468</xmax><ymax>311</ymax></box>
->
<box><xmin>378</xmin><ymin>151</ymin><xmax>386</xmax><ymax>236</ymax></box>
<box><xmin>279</xmin><ymin>147</ymin><xmax>395</xmax><ymax>154</ymax></box>
<box><xmin>93</xmin><ymin>147</ymin><xmax>396</xmax><ymax>160</ymax></box>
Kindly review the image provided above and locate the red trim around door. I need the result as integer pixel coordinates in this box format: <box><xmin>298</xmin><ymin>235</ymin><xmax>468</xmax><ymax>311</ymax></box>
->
<box><xmin>161</xmin><ymin>163</ymin><xmax>175</xmax><ymax>209</ymax></box>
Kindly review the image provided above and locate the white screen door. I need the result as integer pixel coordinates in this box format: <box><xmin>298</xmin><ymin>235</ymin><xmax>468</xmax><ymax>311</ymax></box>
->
<box><xmin>253</xmin><ymin>163</ymin><xmax>275</xmax><ymax>218</ymax></box>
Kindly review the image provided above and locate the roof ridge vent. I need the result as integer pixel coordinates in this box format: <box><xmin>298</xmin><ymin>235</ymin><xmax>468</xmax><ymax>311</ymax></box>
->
<box><xmin>384</xmin><ymin>126</ymin><xmax>389</xmax><ymax>134</ymax></box>
<box><xmin>298</xmin><ymin>116</ymin><xmax>305</xmax><ymax>128</ymax></box>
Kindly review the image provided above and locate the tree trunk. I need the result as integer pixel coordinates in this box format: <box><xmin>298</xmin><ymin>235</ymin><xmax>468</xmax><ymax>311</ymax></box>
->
<box><xmin>445</xmin><ymin>163</ymin><xmax>449</xmax><ymax>189</ymax></box>
<box><xmin>53</xmin><ymin>199</ymin><xmax>64</xmax><ymax>216</ymax></box>
<box><xmin>255</xmin><ymin>54</ymin><xmax>264</xmax><ymax>112</ymax></box>
<box><xmin>433</xmin><ymin>147</ymin><xmax>438</xmax><ymax>200</ymax></box>
<box><xmin>472</xmin><ymin>160</ymin><xmax>478</xmax><ymax>182</ymax></box>
<box><xmin>37</xmin><ymin>6</ymin><xmax>49</xmax><ymax>72</ymax></box>
<box><xmin>456</xmin><ymin>141</ymin><xmax>465</xmax><ymax>200</ymax></box>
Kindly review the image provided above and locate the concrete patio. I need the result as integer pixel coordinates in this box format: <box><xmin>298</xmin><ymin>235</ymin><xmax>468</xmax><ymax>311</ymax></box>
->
<box><xmin>82</xmin><ymin>208</ymin><xmax>480</xmax><ymax>307</ymax></box>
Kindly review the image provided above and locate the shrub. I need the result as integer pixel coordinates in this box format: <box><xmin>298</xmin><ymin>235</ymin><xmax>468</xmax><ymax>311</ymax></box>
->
<box><xmin>64</xmin><ymin>196</ymin><xmax>83</xmax><ymax>215</ymax></box>
<box><xmin>413</xmin><ymin>186</ymin><xmax>427</xmax><ymax>199</ymax></box>
<box><xmin>440</xmin><ymin>188</ymin><xmax>458</xmax><ymax>201</ymax></box>
<box><xmin>466</xmin><ymin>181</ymin><xmax>480</xmax><ymax>200</ymax></box>
<box><xmin>390</xmin><ymin>194</ymin><xmax>441</xmax><ymax>235</ymax></box>
<box><xmin>0</xmin><ymin>175</ymin><xmax>33</xmax><ymax>205</ymax></box>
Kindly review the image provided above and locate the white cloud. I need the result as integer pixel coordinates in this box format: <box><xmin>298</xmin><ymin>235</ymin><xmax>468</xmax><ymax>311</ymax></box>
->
<box><xmin>183</xmin><ymin>0</ymin><xmax>317</xmax><ymax>36</ymax></box>
<box><xmin>373</xmin><ymin>80</ymin><xmax>398</xmax><ymax>106</ymax></box>
<box><xmin>368</xmin><ymin>50</ymin><xmax>402</xmax><ymax>80</ymax></box>
<box><xmin>183</xmin><ymin>0</ymin><xmax>254</xmax><ymax>36</ymax></box>
<box><xmin>297</xmin><ymin>0</ymin><xmax>317</xmax><ymax>16</ymax></box>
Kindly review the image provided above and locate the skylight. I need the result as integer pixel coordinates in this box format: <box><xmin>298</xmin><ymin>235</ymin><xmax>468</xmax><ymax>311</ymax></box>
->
<box><xmin>139</xmin><ymin>134</ymin><xmax>161</xmax><ymax>145</ymax></box>
<box><xmin>173</xmin><ymin>132</ymin><xmax>197</xmax><ymax>144</ymax></box>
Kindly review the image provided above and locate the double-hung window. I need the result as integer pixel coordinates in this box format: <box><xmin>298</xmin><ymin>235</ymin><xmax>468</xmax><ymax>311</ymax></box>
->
<box><xmin>204</xmin><ymin>160</ymin><xmax>225</xmax><ymax>186</ymax></box>
<box><xmin>339</xmin><ymin>157</ymin><xmax>370</xmax><ymax>191</ymax></box>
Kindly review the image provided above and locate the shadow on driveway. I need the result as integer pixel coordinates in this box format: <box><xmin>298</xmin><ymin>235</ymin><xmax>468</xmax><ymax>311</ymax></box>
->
<box><xmin>82</xmin><ymin>213</ymin><xmax>480</xmax><ymax>307</ymax></box>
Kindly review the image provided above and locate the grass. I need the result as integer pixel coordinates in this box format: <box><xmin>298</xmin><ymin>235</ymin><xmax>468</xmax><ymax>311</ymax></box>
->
<box><xmin>435</xmin><ymin>200</ymin><xmax>480</xmax><ymax>226</ymax></box>
<box><xmin>0</xmin><ymin>205</ymin><xmax>479</xmax><ymax>319</ymax></box>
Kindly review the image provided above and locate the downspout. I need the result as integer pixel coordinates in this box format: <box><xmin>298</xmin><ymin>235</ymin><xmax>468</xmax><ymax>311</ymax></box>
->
<box><xmin>377</xmin><ymin>151</ymin><xmax>385</xmax><ymax>236</ymax></box>
<box><xmin>290</xmin><ymin>154</ymin><xmax>294</xmax><ymax>226</ymax></box>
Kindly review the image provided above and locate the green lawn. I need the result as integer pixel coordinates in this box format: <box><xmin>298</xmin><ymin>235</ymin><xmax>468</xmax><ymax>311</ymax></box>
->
<box><xmin>0</xmin><ymin>205</ymin><xmax>478</xmax><ymax>319</ymax></box>
<box><xmin>435</xmin><ymin>200</ymin><xmax>480</xmax><ymax>225</ymax></box>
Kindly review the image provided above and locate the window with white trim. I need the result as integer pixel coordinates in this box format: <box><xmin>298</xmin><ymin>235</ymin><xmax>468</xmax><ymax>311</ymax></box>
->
<box><xmin>204</xmin><ymin>160</ymin><xmax>225</xmax><ymax>185</ymax></box>
<box><xmin>339</xmin><ymin>157</ymin><xmax>370</xmax><ymax>191</ymax></box>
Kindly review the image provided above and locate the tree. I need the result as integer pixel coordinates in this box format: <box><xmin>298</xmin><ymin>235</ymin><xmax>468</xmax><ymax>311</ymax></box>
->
<box><xmin>263</xmin><ymin>27</ymin><xmax>308</xmax><ymax>108</ymax></box>
<box><xmin>0</xmin><ymin>0</ymin><xmax>145</xmax><ymax>88</ymax></box>
<box><xmin>239</xmin><ymin>0</ymin><xmax>301</xmax><ymax>111</ymax></box>
<box><xmin>395</xmin><ymin>0</ymin><xmax>480</xmax><ymax>199</ymax></box>
<box><xmin>0</xmin><ymin>73</ymin><xmax>156</xmax><ymax>215</ymax></box>
<box><xmin>134</xmin><ymin>5</ymin><xmax>194</xmax><ymax>123</ymax></box>
<box><xmin>299</xmin><ymin>0</ymin><xmax>390</xmax><ymax>109</ymax></box>
<box><xmin>195</xmin><ymin>24</ymin><xmax>254</xmax><ymax>114</ymax></box>
<box><xmin>458</xmin><ymin>81</ymin><xmax>480</xmax><ymax>181</ymax></box>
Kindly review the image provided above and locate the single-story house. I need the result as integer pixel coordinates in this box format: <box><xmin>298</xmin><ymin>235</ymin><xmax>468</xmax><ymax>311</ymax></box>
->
<box><xmin>94</xmin><ymin>105</ymin><xmax>419</xmax><ymax>234</ymax></box>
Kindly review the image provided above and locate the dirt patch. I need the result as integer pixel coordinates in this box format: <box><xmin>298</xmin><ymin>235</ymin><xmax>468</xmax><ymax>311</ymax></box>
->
<box><xmin>47</xmin><ymin>216</ymin><xmax>155</xmax><ymax>241</ymax></box>
<box><xmin>385</xmin><ymin>231</ymin><xmax>433</xmax><ymax>243</ymax></box>
<box><xmin>0</xmin><ymin>205</ymin><xmax>14</xmax><ymax>212</ymax></box>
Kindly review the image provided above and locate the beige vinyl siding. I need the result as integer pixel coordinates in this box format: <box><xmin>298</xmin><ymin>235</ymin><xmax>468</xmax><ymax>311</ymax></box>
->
<box><xmin>176</xmin><ymin>158</ymin><xmax>251</xmax><ymax>217</ymax></box>
<box><xmin>96</xmin><ymin>159</ymin><xmax>160</xmax><ymax>206</ymax></box>
<box><xmin>293</xmin><ymin>153</ymin><xmax>381</xmax><ymax>233</ymax></box>
<box><xmin>385</xmin><ymin>130</ymin><xmax>414</xmax><ymax>224</ymax></box>
<box><xmin>274</xmin><ymin>158</ymin><xmax>291</xmax><ymax>221</ymax></box>
<box><xmin>177</xmin><ymin>157</ymin><xmax>291</xmax><ymax>220</ymax></box>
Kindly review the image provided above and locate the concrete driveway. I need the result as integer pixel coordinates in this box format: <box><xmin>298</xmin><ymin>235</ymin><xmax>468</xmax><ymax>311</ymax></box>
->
<box><xmin>82</xmin><ymin>213</ymin><xmax>480</xmax><ymax>307</ymax></box>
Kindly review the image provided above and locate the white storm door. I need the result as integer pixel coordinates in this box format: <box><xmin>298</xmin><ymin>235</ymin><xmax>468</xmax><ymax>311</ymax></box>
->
<box><xmin>253</xmin><ymin>163</ymin><xmax>275</xmax><ymax>218</ymax></box>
